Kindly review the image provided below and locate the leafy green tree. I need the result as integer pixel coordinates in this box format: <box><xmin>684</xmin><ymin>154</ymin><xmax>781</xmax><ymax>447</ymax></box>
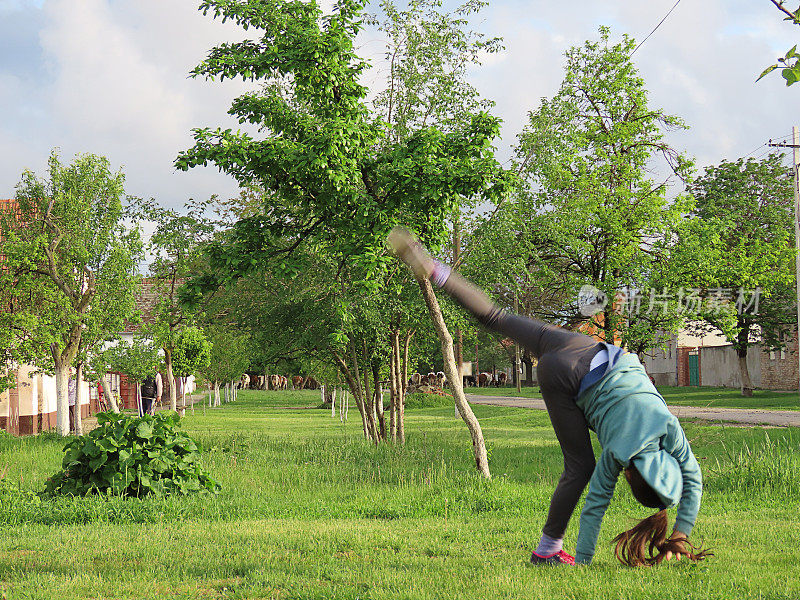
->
<box><xmin>681</xmin><ymin>154</ymin><xmax>796</xmax><ymax>396</ymax></box>
<box><xmin>172</xmin><ymin>326</ymin><xmax>212</xmax><ymax>412</ymax></box>
<box><xmin>0</xmin><ymin>151</ymin><xmax>142</xmax><ymax>435</ymax></box>
<box><xmin>512</xmin><ymin>28</ymin><xmax>693</xmax><ymax>351</ymax></box>
<box><xmin>759</xmin><ymin>1</ymin><xmax>800</xmax><ymax>85</ymax></box>
<box><xmin>371</xmin><ymin>0</ymin><xmax>501</xmax><ymax>140</ymax></box>
<box><xmin>91</xmin><ymin>338</ymin><xmax>162</xmax><ymax>412</ymax></box>
<box><xmin>139</xmin><ymin>200</ymin><xmax>214</xmax><ymax>411</ymax></box>
<box><xmin>176</xmin><ymin>0</ymin><xmax>511</xmax><ymax>476</ymax></box>
<box><xmin>200</xmin><ymin>326</ymin><xmax>250</xmax><ymax>406</ymax></box>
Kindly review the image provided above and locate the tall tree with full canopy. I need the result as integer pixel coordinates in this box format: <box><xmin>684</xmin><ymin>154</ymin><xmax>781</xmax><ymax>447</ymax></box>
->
<box><xmin>176</xmin><ymin>0</ymin><xmax>511</xmax><ymax>476</ymax></box>
<box><xmin>0</xmin><ymin>151</ymin><xmax>141</xmax><ymax>435</ymax></box>
<box><xmin>139</xmin><ymin>200</ymin><xmax>214</xmax><ymax>411</ymax></box>
<box><xmin>680</xmin><ymin>154</ymin><xmax>796</xmax><ymax>396</ymax></box>
<box><xmin>513</xmin><ymin>27</ymin><xmax>693</xmax><ymax>351</ymax></box>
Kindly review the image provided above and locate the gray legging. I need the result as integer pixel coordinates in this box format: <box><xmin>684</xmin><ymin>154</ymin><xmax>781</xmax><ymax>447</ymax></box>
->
<box><xmin>440</xmin><ymin>271</ymin><xmax>602</xmax><ymax>539</ymax></box>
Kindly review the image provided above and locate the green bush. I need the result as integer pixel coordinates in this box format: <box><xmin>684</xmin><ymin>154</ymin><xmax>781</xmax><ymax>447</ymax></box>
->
<box><xmin>44</xmin><ymin>411</ymin><xmax>220</xmax><ymax>497</ymax></box>
<box><xmin>404</xmin><ymin>392</ymin><xmax>453</xmax><ymax>409</ymax></box>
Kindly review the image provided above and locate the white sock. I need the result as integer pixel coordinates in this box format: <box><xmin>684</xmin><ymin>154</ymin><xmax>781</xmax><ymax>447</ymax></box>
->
<box><xmin>535</xmin><ymin>533</ymin><xmax>563</xmax><ymax>556</ymax></box>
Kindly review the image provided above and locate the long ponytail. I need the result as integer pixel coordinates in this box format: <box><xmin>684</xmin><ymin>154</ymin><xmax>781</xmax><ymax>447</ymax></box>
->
<box><xmin>612</xmin><ymin>509</ymin><xmax>713</xmax><ymax>567</ymax></box>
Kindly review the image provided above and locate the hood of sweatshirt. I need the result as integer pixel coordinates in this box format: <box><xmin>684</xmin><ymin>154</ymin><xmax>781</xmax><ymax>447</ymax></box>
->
<box><xmin>631</xmin><ymin>449</ymin><xmax>683</xmax><ymax>509</ymax></box>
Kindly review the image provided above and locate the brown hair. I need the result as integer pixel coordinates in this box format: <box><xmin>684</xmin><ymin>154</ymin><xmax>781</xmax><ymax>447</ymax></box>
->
<box><xmin>613</xmin><ymin>467</ymin><xmax>713</xmax><ymax>567</ymax></box>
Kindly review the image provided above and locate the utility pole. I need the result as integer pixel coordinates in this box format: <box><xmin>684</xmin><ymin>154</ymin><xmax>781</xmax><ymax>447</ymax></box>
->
<box><xmin>453</xmin><ymin>215</ymin><xmax>463</xmax><ymax>385</ymax></box>
<box><xmin>453</xmin><ymin>214</ymin><xmax>463</xmax><ymax>418</ymax></box>
<box><xmin>515</xmin><ymin>291</ymin><xmax>522</xmax><ymax>394</ymax></box>
<box><xmin>769</xmin><ymin>127</ymin><xmax>800</xmax><ymax>402</ymax></box>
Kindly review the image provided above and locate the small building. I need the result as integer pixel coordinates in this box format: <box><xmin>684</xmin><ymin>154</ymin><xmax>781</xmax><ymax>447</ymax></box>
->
<box><xmin>640</xmin><ymin>324</ymin><xmax>800</xmax><ymax>391</ymax></box>
<box><xmin>0</xmin><ymin>365</ymin><xmax>93</xmax><ymax>435</ymax></box>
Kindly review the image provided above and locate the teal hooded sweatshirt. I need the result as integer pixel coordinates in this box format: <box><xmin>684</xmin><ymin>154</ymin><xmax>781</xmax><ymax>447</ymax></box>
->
<box><xmin>573</xmin><ymin>352</ymin><xmax>702</xmax><ymax>565</ymax></box>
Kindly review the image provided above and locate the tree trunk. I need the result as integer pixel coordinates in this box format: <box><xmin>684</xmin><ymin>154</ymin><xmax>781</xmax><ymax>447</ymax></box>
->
<box><xmin>373</xmin><ymin>361</ymin><xmax>385</xmax><ymax>440</ymax></box>
<box><xmin>738</xmin><ymin>351</ymin><xmax>754</xmax><ymax>397</ymax></box>
<box><xmin>402</xmin><ymin>331</ymin><xmax>412</xmax><ymax>396</ymax></box>
<box><xmin>393</xmin><ymin>330</ymin><xmax>406</xmax><ymax>444</ymax></box>
<box><xmin>74</xmin><ymin>362</ymin><xmax>84</xmax><ymax>436</ymax></box>
<box><xmin>388</xmin><ymin>332</ymin><xmax>398</xmax><ymax>442</ymax></box>
<box><xmin>348</xmin><ymin>340</ymin><xmax>371</xmax><ymax>440</ymax></box>
<box><xmin>417</xmin><ymin>277</ymin><xmax>490</xmax><ymax>478</ymax></box>
<box><xmin>164</xmin><ymin>348</ymin><xmax>177</xmax><ymax>411</ymax></box>
<box><xmin>522</xmin><ymin>352</ymin><xmax>534</xmax><ymax>386</ymax></box>
<box><xmin>362</xmin><ymin>341</ymin><xmax>378</xmax><ymax>444</ymax></box>
<box><xmin>214</xmin><ymin>382</ymin><xmax>221</xmax><ymax>406</ymax></box>
<box><xmin>53</xmin><ymin>358</ymin><xmax>70</xmax><ymax>436</ymax></box>
<box><xmin>331</xmin><ymin>387</ymin><xmax>337</xmax><ymax>418</ymax></box>
<box><xmin>100</xmin><ymin>375</ymin><xmax>119</xmax><ymax>413</ymax></box>
<box><xmin>178</xmin><ymin>376</ymin><xmax>187</xmax><ymax>417</ymax></box>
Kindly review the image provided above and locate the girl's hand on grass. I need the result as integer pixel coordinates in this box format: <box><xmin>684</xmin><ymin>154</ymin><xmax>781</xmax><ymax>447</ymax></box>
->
<box><xmin>664</xmin><ymin>530</ymin><xmax>689</xmax><ymax>562</ymax></box>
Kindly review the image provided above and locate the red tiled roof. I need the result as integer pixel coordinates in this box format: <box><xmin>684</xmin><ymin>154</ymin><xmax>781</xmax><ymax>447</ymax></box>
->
<box><xmin>0</xmin><ymin>199</ymin><xmax>23</xmax><ymax>237</ymax></box>
<box><xmin>124</xmin><ymin>277</ymin><xmax>186</xmax><ymax>333</ymax></box>
<box><xmin>124</xmin><ymin>278</ymin><xmax>159</xmax><ymax>333</ymax></box>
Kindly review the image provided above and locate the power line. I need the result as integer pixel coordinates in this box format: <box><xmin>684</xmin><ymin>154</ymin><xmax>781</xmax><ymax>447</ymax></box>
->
<box><xmin>632</xmin><ymin>0</ymin><xmax>683</xmax><ymax>56</ymax></box>
<box><xmin>742</xmin><ymin>143</ymin><xmax>767</xmax><ymax>159</ymax></box>
<box><xmin>742</xmin><ymin>132</ymin><xmax>794</xmax><ymax>160</ymax></box>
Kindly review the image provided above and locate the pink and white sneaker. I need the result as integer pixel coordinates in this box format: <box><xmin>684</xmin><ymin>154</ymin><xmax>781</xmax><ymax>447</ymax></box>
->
<box><xmin>530</xmin><ymin>550</ymin><xmax>576</xmax><ymax>566</ymax></box>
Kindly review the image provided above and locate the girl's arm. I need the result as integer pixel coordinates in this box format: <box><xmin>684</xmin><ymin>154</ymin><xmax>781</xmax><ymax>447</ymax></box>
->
<box><xmin>663</xmin><ymin>418</ymin><xmax>703</xmax><ymax>536</ymax></box>
<box><xmin>575</xmin><ymin>449</ymin><xmax>621</xmax><ymax>564</ymax></box>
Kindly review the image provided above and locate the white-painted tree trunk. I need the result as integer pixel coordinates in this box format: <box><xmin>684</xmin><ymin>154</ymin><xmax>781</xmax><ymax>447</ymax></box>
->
<box><xmin>136</xmin><ymin>384</ymin><xmax>143</xmax><ymax>417</ymax></box>
<box><xmin>178</xmin><ymin>376</ymin><xmax>187</xmax><ymax>417</ymax></box>
<box><xmin>74</xmin><ymin>363</ymin><xmax>84</xmax><ymax>436</ymax></box>
<box><xmin>376</xmin><ymin>383</ymin><xmax>385</xmax><ymax>439</ymax></box>
<box><xmin>165</xmin><ymin>351</ymin><xmax>177</xmax><ymax>411</ymax></box>
<box><xmin>214</xmin><ymin>382</ymin><xmax>221</xmax><ymax>407</ymax></box>
<box><xmin>331</xmin><ymin>387</ymin><xmax>337</xmax><ymax>418</ymax></box>
<box><xmin>320</xmin><ymin>384</ymin><xmax>325</xmax><ymax>407</ymax></box>
<box><xmin>344</xmin><ymin>390</ymin><xmax>349</xmax><ymax>422</ymax></box>
<box><xmin>100</xmin><ymin>376</ymin><xmax>119</xmax><ymax>413</ymax></box>
<box><xmin>54</xmin><ymin>362</ymin><xmax>70</xmax><ymax>436</ymax></box>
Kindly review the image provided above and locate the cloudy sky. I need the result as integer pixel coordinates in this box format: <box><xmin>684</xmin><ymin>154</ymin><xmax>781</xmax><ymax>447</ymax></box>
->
<box><xmin>1</xmin><ymin>0</ymin><xmax>798</xmax><ymax>209</ymax></box>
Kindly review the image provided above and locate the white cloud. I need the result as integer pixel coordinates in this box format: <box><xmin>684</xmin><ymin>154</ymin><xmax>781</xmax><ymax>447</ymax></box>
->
<box><xmin>2</xmin><ymin>0</ymin><xmax>800</xmax><ymax>209</ymax></box>
<box><xmin>1</xmin><ymin>0</ymin><xmax>257</xmax><ymax>205</ymax></box>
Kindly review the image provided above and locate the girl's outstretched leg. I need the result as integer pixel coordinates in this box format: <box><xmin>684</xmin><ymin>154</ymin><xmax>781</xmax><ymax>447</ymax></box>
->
<box><xmin>387</xmin><ymin>227</ymin><xmax>597</xmax><ymax>360</ymax></box>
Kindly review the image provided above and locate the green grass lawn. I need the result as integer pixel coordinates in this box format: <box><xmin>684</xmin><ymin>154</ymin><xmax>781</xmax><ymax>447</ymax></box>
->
<box><xmin>469</xmin><ymin>384</ymin><xmax>800</xmax><ymax>411</ymax></box>
<box><xmin>1</xmin><ymin>391</ymin><xmax>799</xmax><ymax>599</ymax></box>
<box><xmin>658</xmin><ymin>386</ymin><xmax>800</xmax><ymax>411</ymax></box>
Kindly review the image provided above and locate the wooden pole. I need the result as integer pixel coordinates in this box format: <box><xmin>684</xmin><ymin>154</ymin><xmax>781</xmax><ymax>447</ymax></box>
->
<box><xmin>515</xmin><ymin>291</ymin><xmax>522</xmax><ymax>394</ymax></box>
<box><xmin>793</xmin><ymin>126</ymin><xmax>800</xmax><ymax>403</ymax></box>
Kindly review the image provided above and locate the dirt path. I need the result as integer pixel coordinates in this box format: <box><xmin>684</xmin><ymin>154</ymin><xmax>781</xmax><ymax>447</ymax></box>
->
<box><xmin>466</xmin><ymin>394</ymin><xmax>800</xmax><ymax>428</ymax></box>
